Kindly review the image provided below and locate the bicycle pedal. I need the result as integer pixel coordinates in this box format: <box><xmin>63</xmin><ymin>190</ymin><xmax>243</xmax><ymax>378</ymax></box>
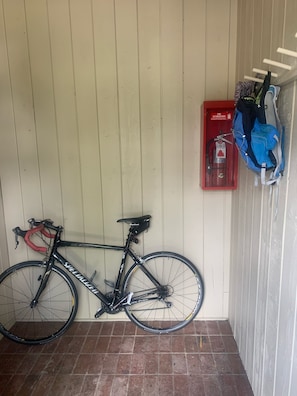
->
<box><xmin>94</xmin><ymin>307</ymin><xmax>105</xmax><ymax>319</ymax></box>
<box><xmin>104</xmin><ymin>279</ymin><xmax>115</xmax><ymax>288</ymax></box>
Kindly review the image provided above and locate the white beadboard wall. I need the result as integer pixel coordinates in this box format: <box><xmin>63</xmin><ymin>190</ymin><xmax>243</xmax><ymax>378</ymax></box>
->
<box><xmin>0</xmin><ymin>0</ymin><xmax>237</xmax><ymax>320</ymax></box>
<box><xmin>230</xmin><ymin>0</ymin><xmax>297</xmax><ymax>395</ymax></box>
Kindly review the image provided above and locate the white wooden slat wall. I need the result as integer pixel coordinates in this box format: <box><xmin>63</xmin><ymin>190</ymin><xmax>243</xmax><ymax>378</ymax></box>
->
<box><xmin>0</xmin><ymin>0</ymin><xmax>237</xmax><ymax>320</ymax></box>
<box><xmin>230</xmin><ymin>0</ymin><xmax>297</xmax><ymax>395</ymax></box>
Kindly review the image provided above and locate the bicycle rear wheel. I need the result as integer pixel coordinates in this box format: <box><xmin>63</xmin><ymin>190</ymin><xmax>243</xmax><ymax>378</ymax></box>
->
<box><xmin>0</xmin><ymin>261</ymin><xmax>78</xmax><ymax>345</ymax></box>
<box><xmin>123</xmin><ymin>251</ymin><xmax>204</xmax><ymax>334</ymax></box>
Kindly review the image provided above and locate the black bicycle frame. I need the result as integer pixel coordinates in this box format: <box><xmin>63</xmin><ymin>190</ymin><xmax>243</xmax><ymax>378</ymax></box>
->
<box><xmin>37</xmin><ymin>230</ymin><xmax>162</xmax><ymax>311</ymax></box>
<box><xmin>49</xmin><ymin>237</ymin><xmax>134</xmax><ymax>306</ymax></box>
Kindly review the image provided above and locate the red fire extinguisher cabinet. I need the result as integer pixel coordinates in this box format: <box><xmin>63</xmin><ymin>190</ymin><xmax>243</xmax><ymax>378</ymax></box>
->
<box><xmin>201</xmin><ymin>100</ymin><xmax>238</xmax><ymax>190</ymax></box>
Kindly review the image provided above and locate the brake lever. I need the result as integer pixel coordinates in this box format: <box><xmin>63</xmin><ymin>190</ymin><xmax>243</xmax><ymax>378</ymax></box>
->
<box><xmin>15</xmin><ymin>233</ymin><xmax>19</xmax><ymax>249</ymax></box>
<box><xmin>12</xmin><ymin>227</ymin><xmax>27</xmax><ymax>249</ymax></box>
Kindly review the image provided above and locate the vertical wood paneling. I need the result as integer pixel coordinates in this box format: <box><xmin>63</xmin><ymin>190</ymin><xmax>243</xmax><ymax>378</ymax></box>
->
<box><xmin>160</xmin><ymin>0</ymin><xmax>183</xmax><ymax>252</ymax></box>
<box><xmin>137</xmin><ymin>0</ymin><xmax>162</xmax><ymax>251</ymax></box>
<box><xmin>0</xmin><ymin>185</ymin><xmax>12</xmax><ymax>339</ymax></box>
<box><xmin>0</xmin><ymin>0</ymin><xmax>25</xmax><ymax>264</ymax></box>
<box><xmin>3</xmin><ymin>0</ymin><xmax>42</xmax><ymax>221</ymax></box>
<box><xmin>203</xmin><ymin>0</ymin><xmax>235</xmax><ymax>317</ymax></box>
<box><xmin>0</xmin><ymin>185</ymin><xmax>9</xmax><ymax>274</ymax></box>
<box><xmin>47</xmin><ymin>0</ymin><xmax>84</xmax><ymax>235</ymax></box>
<box><xmin>231</xmin><ymin>1</ymin><xmax>297</xmax><ymax>395</ymax></box>
<box><xmin>270</xmin><ymin>0</ymin><xmax>285</xmax><ymax>60</ymax></box>
<box><xmin>24</xmin><ymin>0</ymin><xmax>63</xmax><ymax>221</ymax></box>
<box><xmin>92</xmin><ymin>0</ymin><xmax>123</xmax><ymax>294</ymax></box>
<box><xmin>205</xmin><ymin>0</ymin><xmax>231</xmax><ymax>99</ymax></box>
<box><xmin>274</xmin><ymin>82</ymin><xmax>296</xmax><ymax>396</ymax></box>
<box><xmin>47</xmin><ymin>0</ymin><xmax>87</xmax><ymax>318</ymax></box>
<box><xmin>227</xmin><ymin>0</ymin><xmax>237</xmax><ymax>97</ymax></box>
<box><xmin>115</xmin><ymin>0</ymin><xmax>142</xmax><ymax>217</ymax></box>
<box><xmin>0</xmin><ymin>0</ymin><xmax>237</xmax><ymax>321</ymax></box>
<box><xmin>70</xmin><ymin>0</ymin><xmax>105</xmax><ymax>316</ymax></box>
<box><xmin>183</xmin><ymin>0</ymin><xmax>205</xmax><ymax>302</ymax></box>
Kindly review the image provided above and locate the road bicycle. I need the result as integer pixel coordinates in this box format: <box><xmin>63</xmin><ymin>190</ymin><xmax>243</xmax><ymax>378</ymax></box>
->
<box><xmin>0</xmin><ymin>215</ymin><xmax>204</xmax><ymax>345</ymax></box>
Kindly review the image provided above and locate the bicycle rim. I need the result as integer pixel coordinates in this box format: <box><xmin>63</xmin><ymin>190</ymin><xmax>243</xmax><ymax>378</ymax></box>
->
<box><xmin>123</xmin><ymin>251</ymin><xmax>204</xmax><ymax>334</ymax></box>
<box><xmin>0</xmin><ymin>261</ymin><xmax>78</xmax><ymax>345</ymax></box>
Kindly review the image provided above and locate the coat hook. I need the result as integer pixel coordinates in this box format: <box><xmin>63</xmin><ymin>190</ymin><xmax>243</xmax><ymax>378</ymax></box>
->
<box><xmin>244</xmin><ymin>75</ymin><xmax>264</xmax><ymax>83</ymax></box>
<box><xmin>277</xmin><ymin>47</ymin><xmax>297</xmax><ymax>58</ymax></box>
<box><xmin>252</xmin><ymin>68</ymin><xmax>278</xmax><ymax>77</ymax></box>
<box><xmin>263</xmin><ymin>58</ymin><xmax>292</xmax><ymax>70</ymax></box>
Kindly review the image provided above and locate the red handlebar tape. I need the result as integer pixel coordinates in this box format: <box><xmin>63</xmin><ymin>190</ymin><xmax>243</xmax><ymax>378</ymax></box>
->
<box><xmin>24</xmin><ymin>224</ymin><xmax>55</xmax><ymax>253</ymax></box>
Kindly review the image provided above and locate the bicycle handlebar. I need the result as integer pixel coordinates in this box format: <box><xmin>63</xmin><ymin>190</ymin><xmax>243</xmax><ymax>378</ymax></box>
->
<box><xmin>13</xmin><ymin>219</ymin><xmax>61</xmax><ymax>253</ymax></box>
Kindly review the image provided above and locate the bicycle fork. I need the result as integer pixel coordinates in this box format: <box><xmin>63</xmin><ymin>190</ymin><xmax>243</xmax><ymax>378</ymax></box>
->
<box><xmin>30</xmin><ymin>263</ymin><xmax>53</xmax><ymax>308</ymax></box>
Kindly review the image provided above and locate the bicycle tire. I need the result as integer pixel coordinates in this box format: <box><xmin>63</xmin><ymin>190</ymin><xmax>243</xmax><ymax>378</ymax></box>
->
<box><xmin>0</xmin><ymin>261</ymin><xmax>78</xmax><ymax>345</ymax></box>
<box><xmin>123</xmin><ymin>251</ymin><xmax>204</xmax><ymax>334</ymax></box>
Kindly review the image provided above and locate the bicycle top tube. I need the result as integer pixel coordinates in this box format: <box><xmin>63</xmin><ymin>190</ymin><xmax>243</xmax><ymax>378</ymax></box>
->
<box><xmin>58</xmin><ymin>240</ymin><xmax>125</xmax><ymax>251</ymax></box>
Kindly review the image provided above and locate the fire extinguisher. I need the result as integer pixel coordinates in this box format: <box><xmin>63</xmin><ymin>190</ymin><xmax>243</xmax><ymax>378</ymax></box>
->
<box><xmin>206</xmin><ymin>132</ymin><xmax>232</xmax><ymax>188</ymax></box>
<box><xmin>212</xmin><ymin>140</ymin><xmax>226</xmax><ymax>187</ymax></box>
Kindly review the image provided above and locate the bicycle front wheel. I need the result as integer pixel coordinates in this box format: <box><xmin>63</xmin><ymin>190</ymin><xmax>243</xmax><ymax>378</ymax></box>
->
<box><xmin>123</xmin><ymin>251</ymin><xmax>204</xmax><ymax>334</ymax></box>
<box><xmin>0</xmin><ymin>261</ymin><xmax>78</xmax><ymax>345</ymax></box>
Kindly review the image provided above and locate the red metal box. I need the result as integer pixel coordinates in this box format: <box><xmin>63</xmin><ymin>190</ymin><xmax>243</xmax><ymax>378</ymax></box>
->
<box><xmin>201</xmin><ymin>100</ymin><xmax>238</xmax><ymax>190</ymax></box>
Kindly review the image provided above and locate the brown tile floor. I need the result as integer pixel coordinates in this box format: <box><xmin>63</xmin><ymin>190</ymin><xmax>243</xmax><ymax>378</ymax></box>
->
<box><xmin>0</xmin><ymin>320</ymin><xmax>253</xmax><ymax>396</ymax></box>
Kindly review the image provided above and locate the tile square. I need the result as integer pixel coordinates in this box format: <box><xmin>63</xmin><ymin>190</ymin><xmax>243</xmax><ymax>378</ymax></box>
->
<box><xmin>206</xmin><ymin>321</ymin><xmax>221</xmax><ymax>335</ymax></box>
<box><xmin>199</xmin><ymin>354</ymin><xmax>217</xmax><ymax>375</ymax></box>
<box><xmin>107</xmin><ymin>336</ymin><xmax>123</xmax><ymax>353</ymax></box>
<box><xmin>222</xmin><ymin>335</ymin><xmax>238</xmax><ymax>353</ymax></box>
<box><xmin>158</xmin><ymin>335</ymin><xmax>172</xmax><ymax>352</ymax></box>
<box><xmin>95</xmin><ymin>336</ymin><xmax>110</xmax><ymax>353</ymax></box>
<box><xmin>117</xmin><ymin>354</ymin><xmax>132</xmax><ymax>375</ymax></box>
<box><xmin>81</xmin><ymin>336</ymin><xmax>98</xmax><ymax>353</ymax></box>
<box><xmin>159</xmin><ymin>353</ymin><xmax>173</xmax><ymax>374</ymax></box>
<box><xmin>101</xmin><ymin>322</ymin><xmax>114</xmax><ymax>335</ymax></box>
<box><xmin>184</xmin><ymin>335</ymin><xmax>199</xmax><ymax>352</ymax></box>
<box><xmin>218</xmin><ymin>374</ymin><xmax>238</xmax><ymax>396</ymax></box>
<box><xmin>195</xmin><ymin>320</ymin><xmax>208</xmax><ymax>334</ymax></box>
<box><xmin>87</xmin><ymin>354</ymin><xmax>104</xmax><ymax>374</ymax></box>
<box><xmin>124</xmin><ymin>321</ymin><xmax>136</xmax><ymax>335</ymax></box>
<box><xmin>210</xmin><ymin>335</ymin><xmax>226</xmax><ymax>353</ymax></box>
<box><xmin>119</xmin><ymin>336</ymin><xmax>134</xmax><ymax>353</ymax></box>
<box><xmin>110</xmin><ymin>375</ymin><xmax>129</xmax><ymax>396</ymax></box>
<box><xmin>81</xmin><ymin>375</ymin><xmax>101</xmax><ymax>395</ymax></box>
<box><xmin>113</xmin><ymin>322</ymin><xmax>126</xmax><ymax>335</ymax></box>
<box><xmin>130</xmin><ymin>353</ymin><xmax>145</xmax><ymax>374</ymax></box>
<box><xmin>88</xmin><ymin>322</ymin><xmax>103</xmax><ymax>336</ymax></box>
<box><xmin>143</xmin><ymin>375</ymin><xmax>158</xmax><ymax>395</ymax></box>
<box><xmin>101</xmin><ymin>354</ymin><xmax>119</xmax><ymax>374</ymax></box>
<box><xmin>172</xmin><ymin>353</ymin><xmax>187</xmax><ymax>374</ymax></box>
<box><xmin>203</xmin><ymin>375</ymin><xmax>222</xmax><ymax>396</ymax></box>
<box><xmin>145</xmin><ymin>353</ymin><xmax>158</xmax><ymax>374</ymax></box>
<box><xmin>235</xmin><ymin>374</ymin><xmax>254</xmax><ymax>395</ymax></box>
<box><xmin>174</xmin><ymin>375</ymin><xmax>189</xmax><ymax>395</ymax></box>
<box><xmin>133</xmin><ymin>336</ymin><xmax>159</xmax><ymax>353</ymax></box>
<box><xmin>128</xmin><ymin>375</ymin><xmax>144</xmax><ymax>396</ymax></box>
<box><xmin>96</xmin><ymin>374</ymin><xmax>114</xmax><ymax>395</ymax></box>
<box><xmin>218</xmin><ymin>320</ymin><xmax>233</xmax><ymax>335</ymax></box>
<box><xmin>158</xmin><ymin>375</ymin><xmax>174</xmax><ymax>394</ymax></box>
<box><xmin>171</xmin><ymin>335</ymin><xmax>185</xmax><ymax>352</ymax></box>
<box><xmin>188</xmin><ymin>374</ymin><xmax>204</xmax><ymax>395</ymax></box>
<box><xmin>0</xmin><ymin>354</ymin><xmax>24</xmax><ymax>374</ymax></box>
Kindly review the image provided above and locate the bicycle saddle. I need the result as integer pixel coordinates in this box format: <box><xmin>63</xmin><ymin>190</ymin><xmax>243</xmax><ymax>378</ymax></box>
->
<box><xmin>117</xmin><ymin>215</ymin><xmax>151</xmax><ymax>225</ymax></box>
